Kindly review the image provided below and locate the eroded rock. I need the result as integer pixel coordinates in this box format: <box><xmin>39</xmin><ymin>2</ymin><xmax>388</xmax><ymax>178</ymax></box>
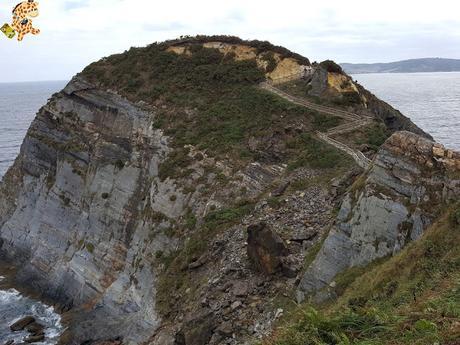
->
<box><xmin>247</xmin><ymin>222</ymin><xmax>288</xmax><ymax>275</ymax></box>
<box><xmin>10</xmin><ymin>316</ymin><xmax>35</xmax><ymax>331</ymax></box>
<box><xmin>297</xmin><ymin>131</ymin><xmax>460</xmax><ymax>302</ymax></box>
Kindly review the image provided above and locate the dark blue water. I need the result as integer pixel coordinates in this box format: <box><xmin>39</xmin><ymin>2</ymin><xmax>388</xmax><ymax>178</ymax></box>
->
<box><xmin>0</xmin><ymin>81</ymin><xmax>66</xmax><ymax>178</ymax></box>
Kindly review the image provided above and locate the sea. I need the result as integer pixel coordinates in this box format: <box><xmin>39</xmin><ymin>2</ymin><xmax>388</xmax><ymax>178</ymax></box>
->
<box><xmin>0</xmin><ymin>81</ymin><xmax>67</xmax><ymax>178</ymax></box>
<box><xmin>0</xmin><ymin>274</ymin><xmax>64</xmax><ymax>344</ymax></box>
<box><xmin>0</xmin><ymin>81</ymin><xmax>66</xmax><ymax>344</ymax></box>
<box><xmin>352</xmin><ymin>72</ymin><xmax>460</xmax><ymax>150</ymax></box>
<box><xmin>0</xmin><ymin>73</ymin><xmax>459</xmax><ymax>342</ymax></box>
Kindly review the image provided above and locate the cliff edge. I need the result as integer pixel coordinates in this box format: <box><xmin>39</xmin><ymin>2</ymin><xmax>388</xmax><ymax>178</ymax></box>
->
<box><xmin>0</xmin><ymin>36</ymin><xmax>451</xmax><ymax>345</ymax></box>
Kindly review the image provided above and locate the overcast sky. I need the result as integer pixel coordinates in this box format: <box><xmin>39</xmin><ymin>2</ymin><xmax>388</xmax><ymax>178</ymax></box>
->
<box><xmin>1</xmin><ymin>0</ymin><xmax>459</xmax><ymax>82</ymax></box>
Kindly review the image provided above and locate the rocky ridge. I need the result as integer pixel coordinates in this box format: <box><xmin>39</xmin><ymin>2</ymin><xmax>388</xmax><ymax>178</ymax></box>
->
<box><xmin>0</xmin><ymin>37</ymin><xmax>451</xmax><ymax>345</ymax></box>
<box><xmin>297</xmin><ymin>131</ymin><xmax>460</xmax><ymax>301</ymax></box>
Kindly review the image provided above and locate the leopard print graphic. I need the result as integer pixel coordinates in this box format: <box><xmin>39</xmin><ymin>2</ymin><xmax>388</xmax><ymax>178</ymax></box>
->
<box><xmin>11</xmin><ymin>0</ymin><xmax>40</xmax><ymax>41</ymax></box>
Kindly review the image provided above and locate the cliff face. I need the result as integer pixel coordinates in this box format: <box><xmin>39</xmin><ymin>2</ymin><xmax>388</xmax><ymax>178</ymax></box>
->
<box><xmin>0</xmin><ymin>77</ymin><xmax>173</xmax><ymax>343</ymax></box>
<box><xmin>297</xmin><ymin>131</ymin><xmax>460</xmax><ymax>301</ymax></box>
<box><xmin>0</xmin><ymin>37</ymin><xmax>452</xmax><ymax>345</ymax></box>
<box><xmin>307</xmin><ymin>67</ymin><xmax>431</xmax><ymax>138</ymax></box>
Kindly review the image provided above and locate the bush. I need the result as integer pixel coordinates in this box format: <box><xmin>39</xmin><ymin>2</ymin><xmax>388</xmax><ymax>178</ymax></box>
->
<box><xmin>312</xmin><ymin>112</ymin><xmax>341</xmax><ymax>131</ymax></box>
<box><xmin>261</xmin><ymin>51</ymin><xmax>277</xmax><ymax>73</ymax></box>
<box><xmin>320</xmin><ymin>60</ymin><xmax>343</xmax><ymax>74</ymax></box>
<box><xmin>287</xmin><ymin>133</ymin><xmax>349</xmax><ymax>170</ymax></box>
<box><xmin>359</xmin><ymin>124</ymin><xmax>390</xmax><ymax>150</ymax></box>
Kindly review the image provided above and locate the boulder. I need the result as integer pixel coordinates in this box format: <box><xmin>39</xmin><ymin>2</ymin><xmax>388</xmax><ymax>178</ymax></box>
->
<box><xmin>25</xmin><ymin>322</ymin><xmax>45</xmax><ymax>335</ymax></box>
<box><xmin>175</xmin><ymin>313</ymin><xmax>216</xmax><ymax>345</ymax></box>
<box><xmin>24</xmin><ymin>334</ymin><xmax>45</xmax><ymax>343</ymax></box>
<box><xmin>10</xmin><ymin>316</ymin><xmax>35</xmax><ymax>331</ymax></box>
<box><xmin>247</xmin><ymin>223</ymin><xmax>288</xmax><ymax>275</ymax></box>
<box><xmin>271</xmin><ymin>182</ymin><xmax>290</xmax><ymax>197</ymax></box>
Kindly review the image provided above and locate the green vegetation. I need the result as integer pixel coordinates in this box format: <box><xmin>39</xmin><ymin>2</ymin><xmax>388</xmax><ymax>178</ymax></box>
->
<box><xmin>303</xmin><ymin>238</ymin><xmax>325</xmax><ymax>268</ymax></box>
<box><xmin>277</xmin><ymin>80</ymin><xmax>314</xmax><ymax>99</ymax></box>
<box><xmin>156</xmin><ymin>200</ymin><xmax>254</xmax><ymax>316</ymax></box>
<box><xmin>83</xmin><ymin>43</ymin><xmax>323</xmax><ymax>171</ymax></box>
<box><xmin>158</xmin><ymin>146</ymin><xmax>194</xmax><ymax>181</ymax></box>
<box><xmin>286</xmin><ymin>133</ymin><xmax>352</xmax><ymax>170</ymax></box>
<box><xmin>160</xmin><ymin>35</ymin><xmax>311</xmax><ymax>64</ymax></box>
<box><xmin>357</xmin><ymin>123</ymin><xmax>391</xmax><ymax>150</ymax></box>
<box><xmin>261</xmin><ymin>51</ymin><xmax>278</xmax><ymax>72</ymax></box>
<box><xmin>86</xmin><ymin>242</ymin><xmax>95</xmax><ymax>254</ymax></box>
<box><xmin>312</xmin><ymin>112</ymin><xmax>342</xmax><ymax>132</ymax></box>
<box><xmin>320</xmin><ymin>60</ymin><xmax>343</xmax><ymax>74</ymax></box>
<box><xmin>332</xmin><ymin>92</ymin><xmax>362</xmax><ymax>107</ymax></box>
<box><xmin>264</xmin><ymin>205</ymin><xmax>460</xmax><ymax>345</ymax></box>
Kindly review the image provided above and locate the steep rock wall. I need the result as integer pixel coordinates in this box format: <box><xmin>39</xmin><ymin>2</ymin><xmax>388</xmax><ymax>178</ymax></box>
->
<box><xmin>297</xmin><ymin>131</ymin><xmax>460</xmax><ymax>301</ymax></box>
<box><xmin>0</xmin><ymin>77</ymin><xmax>181</xmax><ymax>344</ymax></box>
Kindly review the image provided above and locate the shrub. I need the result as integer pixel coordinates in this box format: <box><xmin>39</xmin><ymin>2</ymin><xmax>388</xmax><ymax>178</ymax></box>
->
<box><xmin>359</xmin><ymin>123</ymin><xmax>390</xmax><ymax>150</ymax></box>
<box><xmin>287</xmin><ymin>133</ymin><xmax>348</xmax><ymax>170</ymax></box>
<box><xmin>332</xmin><ymin>92</ymin><xmax>362</xmax><ymax>106</ymax></box>
<box><xmin>312</xmin><ymin>112</ymin><xmax>341</xmax><ymax>131</ymax></box>
<box><xmin>320</xmin><ymin>60</ymin><xmax>343</xmax><ymax>74</ymax></box>
<box><xmin>261</xmin><ymin>51</ymin><xmax>277</xmax><ymax>73</ymax></box>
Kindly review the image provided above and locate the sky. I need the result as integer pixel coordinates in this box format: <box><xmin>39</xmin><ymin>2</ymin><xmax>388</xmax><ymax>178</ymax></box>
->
<box><xmin>1</xmin><ymin>0</ymin><xmax>460</xmax><ymax>82</ymax></box>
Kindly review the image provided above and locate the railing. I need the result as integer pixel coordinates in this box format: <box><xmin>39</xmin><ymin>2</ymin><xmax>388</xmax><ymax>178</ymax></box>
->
<box><xmin>317</xmin><ymin>132</ymin><xmax>371</xmax><ymax>169</ymax></box>
<box><xmin>260</xmin><ymin>82</ymin><xmax>373</xmax><ymax>170</ymax></box>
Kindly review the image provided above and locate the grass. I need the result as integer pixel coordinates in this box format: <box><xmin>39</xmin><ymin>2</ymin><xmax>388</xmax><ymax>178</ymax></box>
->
<box><xmin>356</xmin><ymin>123</ymin><xmax>391</xmax><ymax>151</ymax></box>
<box><xmin>263</xmin><ymin>204</ymin><xmax>460</xmax><ymax>345</ymax></box>
<box><xmin>82</xmin><ymin>43</ymin><xmax>336</xmax><ymax>178</ymax></box>
<box><xmin>286</xmin><ymin>133</ymin><xmax>352</xmax><ymax>170</ymax></box>
<box><xmin>155</xmin><ymin>200</ymin><xmax>255</xmax><ymax>316</ymax></box>
<box><xmin>312</xmin><ymin>112</ymin><xmax>342</xmax><ymax>132</ymax></box>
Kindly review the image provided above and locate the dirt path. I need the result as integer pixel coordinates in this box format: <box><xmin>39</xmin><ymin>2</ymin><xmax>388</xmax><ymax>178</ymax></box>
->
<box><xmin>260</xmin><ymin>82</ymin><xmax>372</xmax><ymax>169</ymax></box>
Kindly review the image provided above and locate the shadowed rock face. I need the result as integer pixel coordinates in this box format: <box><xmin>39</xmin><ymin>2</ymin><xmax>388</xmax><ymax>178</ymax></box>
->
<box><xmin>0</xmin><ymin>77</ymin><xmax>177</xmax><ymax>344</ymax></box>
<box><xmin>247</xmin><ymin>223</ymin><xmax>288</xmax><ymax>275</ymax></box>
<box><xmin>297</xmin><ymin>131</ymin><xmax>460</xmax><ymax>302</ymax></box>
<box><xmin>0</xmin><ymin>37</ymin><xmax>443</xmax><ymax>345</ymax></box>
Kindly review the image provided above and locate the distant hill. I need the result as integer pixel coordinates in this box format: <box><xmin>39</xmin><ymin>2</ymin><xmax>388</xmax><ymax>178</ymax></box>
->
<box><xmin>341</xmin><ymin>58</ymin><xmax>460</xmax><ymax>74</ymax></box>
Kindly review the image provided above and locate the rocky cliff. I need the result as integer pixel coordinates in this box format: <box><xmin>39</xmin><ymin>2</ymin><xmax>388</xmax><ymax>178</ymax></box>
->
<box><xmin>297</xmin><ymin>131</ymin><xmax>460</xmax><ymax>301</ymax></box>
<box><xmin>0</xmin><ymin>77</ymin><xmax>170</xmax><ymax>343</ymax></box>
<box><xmin>0</xmin><ymin>36</ymin><xmax>452</xmax><ymax>345</ymax></box>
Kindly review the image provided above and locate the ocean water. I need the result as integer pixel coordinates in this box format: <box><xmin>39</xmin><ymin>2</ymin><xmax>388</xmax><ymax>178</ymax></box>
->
<box><xmin>0</xmin><ymin>81</ymin><xmax>67</xmax><ymax>178</ymax></box>
<box><xmin>0</xmin><ymin>75</ymin><xmax>459</xmax><ymax>342</ymax></box>
<box><xmin>353</xmin><ymin>72</ymin><xmax>460</xmax><ymax>150</ymax></box>
<box><xmin>0</xmin><ymin>275</ymin><xmax>64</xmax><ymax>344</ymax></box>
<box><xmin>0</xmin><ymin>81</ymin><xmax>66</xmax><ymax>344</ymax></box>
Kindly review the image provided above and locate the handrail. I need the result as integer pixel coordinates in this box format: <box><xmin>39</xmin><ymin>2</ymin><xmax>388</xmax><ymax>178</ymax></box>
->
<box><xmin>260</xmin><ymin>82</ymin><xmax>373</xmax><ymax>170</ymax></box>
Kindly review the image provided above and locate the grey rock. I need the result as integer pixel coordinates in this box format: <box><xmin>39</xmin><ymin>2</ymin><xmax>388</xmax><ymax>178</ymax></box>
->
<box><xmin>0</xmin><ymin>77</ymin><xmax>173</xmax><ymax>344</ymax></box>
<box><xmin>297</xmin><ymin>131</ymin><xmax>460</xmax><ymax>301</ymax></box>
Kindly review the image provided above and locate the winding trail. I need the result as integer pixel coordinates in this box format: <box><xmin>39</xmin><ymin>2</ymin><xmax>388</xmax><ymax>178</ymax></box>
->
<box><xmin>260</xmin><ymin>82</ymin><xmax>372</xmax><ymax>169</ymax></box>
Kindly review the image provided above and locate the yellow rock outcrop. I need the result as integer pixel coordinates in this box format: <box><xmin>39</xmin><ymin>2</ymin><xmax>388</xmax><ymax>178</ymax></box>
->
<box><xmin>166</xmin><ymin>42</ymin><xmax>306</xmax><ymax>81</ymax></box>
<box><xmin>327</xmin><ymin>73</ymin><xmax>358</xmax><ymax>93</ymax></box>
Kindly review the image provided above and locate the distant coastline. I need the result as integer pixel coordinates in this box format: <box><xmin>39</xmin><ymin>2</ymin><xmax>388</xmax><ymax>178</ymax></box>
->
<box><xmin>341</xmin><ymin>58</ymin><xmax>460</xmax><ymax>74</ymax></box>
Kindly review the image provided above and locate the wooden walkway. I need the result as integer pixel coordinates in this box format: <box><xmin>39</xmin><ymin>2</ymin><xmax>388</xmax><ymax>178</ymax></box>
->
<box><xmin>260</xmin><ymin>82</ymin><xmax>372</xmax><ymax>169</ymax></box>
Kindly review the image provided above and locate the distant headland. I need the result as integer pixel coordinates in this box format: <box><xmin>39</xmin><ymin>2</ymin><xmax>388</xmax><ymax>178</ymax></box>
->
<box><xmin>341</xmin><ymin>57</ymin><xmax>460</xmax><ymax>74</ymax></box>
